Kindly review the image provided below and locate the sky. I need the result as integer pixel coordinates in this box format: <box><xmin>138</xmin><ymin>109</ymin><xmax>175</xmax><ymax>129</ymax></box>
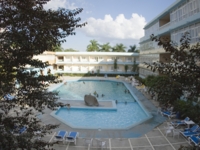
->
<box><xmin>44</xmin><ymin>0</ymin><xmax>176</xmax><ymax>51</ymax></box>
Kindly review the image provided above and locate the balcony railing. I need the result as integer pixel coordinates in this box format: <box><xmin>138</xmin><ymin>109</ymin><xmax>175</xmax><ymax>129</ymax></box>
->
<box><xmin>159</xmin><ymin>22</ymin><xmax>171</xmax><ymax>31</ymax></box>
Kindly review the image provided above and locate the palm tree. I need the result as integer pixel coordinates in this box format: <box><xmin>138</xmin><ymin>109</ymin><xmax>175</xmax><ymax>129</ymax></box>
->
<box><xmin>128</xmin><ymin>45</ymin><xmax>137</xmax><ymax>52</ymax></box>
<box><xmin>112</xmin><ymin>43</ymin><xmax>126</xmax><ymax>52</ymax></box>
<box><xmin>128</xmin><ymin>45</ymin><xmax>140</xmax><ymax>53</ymax></box>
<box><xmin>124</xmin><ymin>65</ymin><xmax>128</xmax><ymax>72</ymax></box>
<box><xmin>64</xmin><ymin>48</ymin><xmax>79</xmax><ymax>52</ymax></box>
<box><xmin>114</xmin><ymin>58</ymin><xmax>118</xmax><ymax>71</ymax></box>
<box><xmin>99</xmin><ymin>43</ymin><xmax>112</xmax><ymax>52</ymax></box>
<box><xmin>132</xmin><ymin>60</ymin><xmax>138</xmax><ymax>73</ymax></box>
<box><xmin>52</xmin><ymin>44</ymin><xmax>64</xmax><ymax>51</ymax></box>
<box><xmin>87</xmin><ymin>40</ymin><xmax>99</xmax><ymax>52</ymax></box>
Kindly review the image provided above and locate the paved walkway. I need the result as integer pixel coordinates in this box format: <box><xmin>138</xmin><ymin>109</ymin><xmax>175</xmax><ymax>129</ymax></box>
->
<box><xmin>43</xmin><ymin>76</ymin><xmax>192</xmax><ymax>150</ymax></box>
<box><xmin>43</xmin><ymin>121</ymin><xmax>191</xmax><ymax>150</ymax></box>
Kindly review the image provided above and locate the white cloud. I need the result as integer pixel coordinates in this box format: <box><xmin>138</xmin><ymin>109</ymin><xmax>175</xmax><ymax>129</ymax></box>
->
<box><xmin>80</xmin><ymin>13</ymin><xmax>147</xmax><ymax>40</ymax></box>
<box><xmin>43</xmin><ymin>0</ymin><xmax>77</xmax><ymax>10</ymax></box>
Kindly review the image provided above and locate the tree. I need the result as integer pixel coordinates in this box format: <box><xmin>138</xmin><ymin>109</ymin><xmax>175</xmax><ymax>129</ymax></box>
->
<box><xmin>99</xmin><ymin>43</ymin><xmax>112</xmax><ymax>52</ymax></box>
<box><xmin>52</xmin><ymin>44</ymin><xmax>64</xmax><ymax>52</ymax></box>
<box><xmin>0</xmin><ymin>0</ymin><xmax>86</xmax><ymax>149</ymax></box>
<box><xmin>145</xmin><ymin>33</ymin><xmax>200</xmax><ymax>104</ymax></box>
<box><xmin>132</xmin><ymin>60</ymin><xmax>138</xmax><ymax>73</ymax></box>
<box><xmin>112</xmin><ymin>43</ymin><xmax>126</xmax><ymax>52</ymax></box>
<box><xmin>124</xmin><ymin>65</ymin><xmax>128</xmax><ymax>72</ymax></box>
<box><xmin>145</xmin><ymin>75</ymin><xmax>182</xmax><ymax>104</ymax></box>
<box><xmin>86</xmin><ymin>40</ymin><xmax>99</xmax><ymax>52</ymax></box>
<box><xmin>114</xmin><ymin>58</ymin><xmax>118</xmax><ymax>71</ymax></box>
<box><xmin>128</xmin><ymin>45</ymin><xmax>140</xmax><ymax>53</ymax></box>
<box><xmin>128</xmin><ymin>45</ymin><xmax>136</xmax><ymax>52</ymax></box>
<box><xmin>64</xmin><ymin>48</ymin><xmax>79</xmax><ymax>52</ymax></box>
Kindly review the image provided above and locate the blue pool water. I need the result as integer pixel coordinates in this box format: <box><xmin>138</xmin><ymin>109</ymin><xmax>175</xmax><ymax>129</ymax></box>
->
<box><xmin>55</xmin><ymin>103</ymin><xmax>148</xmax><ymax>129</ymax></box>
<box><xmin>52</xmin><ymin>80</ymin><xmax>151</xmax><ymax>129</ymax></box>
<box><xmin>56</xmin><ymin>80</ymin><xmax>135</xmax><ymax>102</ymax></box>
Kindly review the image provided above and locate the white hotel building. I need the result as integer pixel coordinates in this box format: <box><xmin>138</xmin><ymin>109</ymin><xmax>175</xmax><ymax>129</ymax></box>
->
<box><xmin>139</xmin><ymin>0</ymin><xmax>200</xmax><ymax>78</ymax></box>
<box><xmin>33</xmin><ymin>52</ymin><xmax>139</xmax><ymax>75</ymax></box>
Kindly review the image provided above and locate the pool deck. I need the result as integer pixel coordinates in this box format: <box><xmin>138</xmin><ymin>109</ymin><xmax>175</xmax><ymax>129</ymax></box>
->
<box><xmin>41</xmin><ymin>76</ymin><xmax>192</xmax><ymax>149</ymax></box>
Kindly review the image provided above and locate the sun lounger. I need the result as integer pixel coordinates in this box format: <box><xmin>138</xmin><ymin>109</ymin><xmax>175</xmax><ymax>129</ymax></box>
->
<box><xmin>180</xmin><ymin>125</ymin><xmax>200</xmax><ymax>138</ymax></box>
<box><xmin>184</xmin><ymin>124</ymin><xmax>199</xmax><ymax>132</ymax></box>
<box><xmin>171</xmin><ymin>117</ymin><xmax>190</xmax><ymax>127</ymax></box>
<box><xmin>161</xmin><ymin>110</ymin><xmax>176</xmax><ymax>119</ymax></box>
<box><xmin>54</xmin><ymin>130</ymin><xmax>68</xmax><ymax>142</ymax></box>
<box><xmin>180</xmin><ymin>130</ymin><xmax>200</xmax><ymax>138</ymax></box>
<box><xmin>65</xmin><ymin>131</ymin><xmax>79</xmax><ymax>145</ymax></box>
<box><xmin>189</xmin><ymin>135</ymin><xmax>200</xmax><ymax>146</ymax></box>
<box><xmin>12</xmin><ymin>126</ymin><xmax>27</xmax><ymax>135</ymax></box>
<box><xmin>4</xmin><ymin>94</ymin><xmax>15</xmax><ymax>100</ymax></box>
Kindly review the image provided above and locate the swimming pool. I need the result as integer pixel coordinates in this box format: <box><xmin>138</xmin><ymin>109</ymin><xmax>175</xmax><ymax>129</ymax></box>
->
<box><xmin>51</xmin><ymin>80</ymin><xmax>152</xmax><ymax>129</ymax></box>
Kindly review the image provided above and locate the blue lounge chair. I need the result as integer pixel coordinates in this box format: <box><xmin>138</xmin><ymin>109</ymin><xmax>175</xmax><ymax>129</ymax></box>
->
<box><xmin>65</xmin><ymin>131</ymin><xmax>79</xmax><ymax>145</ymax></box>
<box><xmin>19</xmin><ymin>126</ymin><xmax>27</xmax><ymax>134</ymax></box>
<box><xmin>184</xmin><ymin>124</ymin><xmax>199</xmax><ymax>132</ymax></box>
<box><xmin>13</xmin><ymin>126</ymin><xmax>27</xmax><ymax>135</ymax></box>
<box><xmin>171</xmin><ymin>117</ymin><xmax>190</xmax><ymax>127</ymax></box>
<box><xmin>180</xmin><ymin>125</ymin><xmax>200</xmax><ymax>138</ymax></box>
<box><xmin>189</xmin><ymin>135</ymin><xmax>200</xmax><ymax>146</ymax></box>
<box><xmin>4</xmin><ymin>94</ymin><xmax>15</xmax><ymax>100</ymax></box>
<box><xmin>54</xmin><ymin>130</ymin><xmax>68</xmax><ymax>142</ymax></box>
<box><xmin>161</xmin><ymin>110</ymin><xmax>176</xmax><ymax>119</ymax></box>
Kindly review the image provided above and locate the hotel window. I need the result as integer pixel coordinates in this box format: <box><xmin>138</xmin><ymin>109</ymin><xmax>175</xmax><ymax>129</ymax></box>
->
<box><xmin>82</xmin><ymin>57</ymin><xmax>86</xmax><ymax>59</ymax></box>
<box><xmin>127</xmin><ymin>57</ymin><xmax>132</xmax><ymax>62</ymax></box>
<box><xmin>98</xmin><ymin>66</ymin><xmax>102</xmax><ymax>69</ymax></box>
<box><xmin>58</xmin><ymin>66</ymin><xmax>64</xmax><ymax>71</ymax></box>
<box><xmin>58</xmin><ymin>56</ymin><xmax>64</xmax><ymax>62</ymax></box>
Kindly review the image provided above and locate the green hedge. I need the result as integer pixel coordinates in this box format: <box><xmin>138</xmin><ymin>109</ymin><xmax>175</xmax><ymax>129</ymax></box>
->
<box><xmin>174</xmin><ymin>100</ymin><xmax>200</xmax><ymax>124</ymax></box>
<box><xmin>134</xmin><ymin>76</ymin><xmax>145</xmax><ymax>84</ymax></box>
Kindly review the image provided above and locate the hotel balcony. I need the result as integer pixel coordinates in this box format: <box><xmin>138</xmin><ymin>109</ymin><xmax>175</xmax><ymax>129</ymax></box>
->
<box><xmin>140</xmin><ymin>11</ymin><xmax>200</xmax><ymax>43</ymax></box>
<box><xmin>55</xmin><ymin>59</ymin><xmax>138</xmax><ymax>65</ymax></box>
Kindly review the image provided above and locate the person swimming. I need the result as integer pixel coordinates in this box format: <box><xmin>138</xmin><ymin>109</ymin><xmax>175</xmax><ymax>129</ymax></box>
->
<box><xmin>66</xmin><ymin>103</ymin><xmax>71</xmax><ymax>109</ymax></box>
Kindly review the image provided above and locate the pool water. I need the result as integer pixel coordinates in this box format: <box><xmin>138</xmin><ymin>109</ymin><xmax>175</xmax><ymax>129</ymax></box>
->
<box><xmin>55</xmin><ymin>102</ymin><xmax>148</xmax><ymax>129</ymax></box>
<box><xmin>56</xmin><ymin>80</ymin><xmax>135</xmax><ymax>102</ymax></box>
<box><xmin>52</xmin><ymin>80</ymin><xmax>151</xmax><ymax>129</ymax></box>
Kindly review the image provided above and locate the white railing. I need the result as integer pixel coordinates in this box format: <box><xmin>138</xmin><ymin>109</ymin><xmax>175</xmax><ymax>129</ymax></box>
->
<box><xmin>159</xmin><ymin>22</ymin><xmax>171</xmax><ymax>31</ymax></box>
